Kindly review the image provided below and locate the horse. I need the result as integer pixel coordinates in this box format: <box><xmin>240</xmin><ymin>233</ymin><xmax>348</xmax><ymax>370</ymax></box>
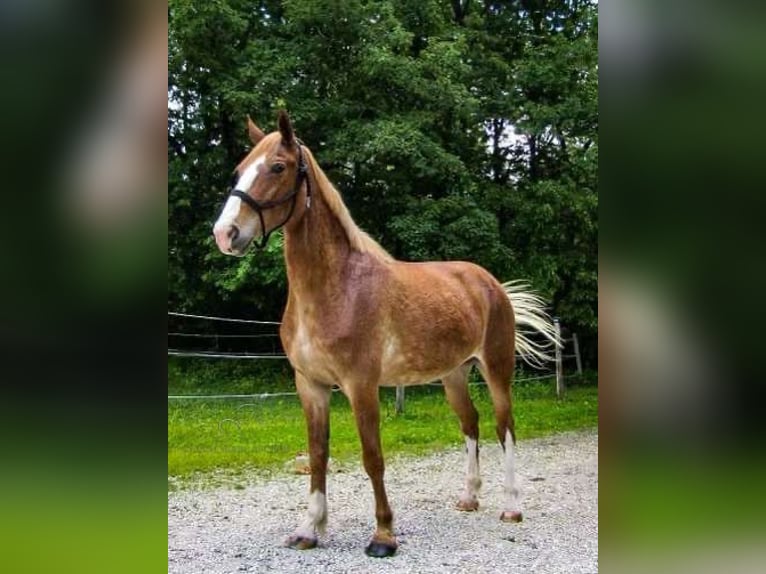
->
<box><xmin>212</xmin><ymin>111</ymin><xmax>560</xmax><ymax>557</ymax></box>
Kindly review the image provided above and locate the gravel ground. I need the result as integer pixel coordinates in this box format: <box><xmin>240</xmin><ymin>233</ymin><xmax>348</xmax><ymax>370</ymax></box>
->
<box><xmin>168</xmin><ymin>429</ymin><xmax>597</xmax><ymax>574</ymax></box>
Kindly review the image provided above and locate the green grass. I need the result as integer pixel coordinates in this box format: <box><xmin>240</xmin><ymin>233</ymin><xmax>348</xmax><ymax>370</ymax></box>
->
<box><xmin>168</xmin><ymin>376</ymin><xmax>598</xmax><ymax>485</ymax></box>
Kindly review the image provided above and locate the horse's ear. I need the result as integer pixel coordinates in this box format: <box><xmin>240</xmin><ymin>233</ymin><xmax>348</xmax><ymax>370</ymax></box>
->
<box><xmin>277</xmin><ymin>110</ymin><xmax>294</xmax><ymax>146</ymax></box>
<box><xmin>247</xmin><ymin>116</ymin><xmax>265</xmax><ymax>145</ymax></box>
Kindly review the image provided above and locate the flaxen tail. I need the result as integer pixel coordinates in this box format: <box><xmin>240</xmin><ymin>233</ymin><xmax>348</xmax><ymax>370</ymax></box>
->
<box><xmin>503</xmin><ymin>280</ymin><xmax>562</xmax><ymax>368</ymax></box>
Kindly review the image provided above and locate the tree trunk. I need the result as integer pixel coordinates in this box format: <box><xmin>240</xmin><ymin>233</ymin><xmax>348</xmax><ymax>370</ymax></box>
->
<box><xmin>528</xmin><ymin>134</ymin><xmax>538</xmax><ymax>181</ymax></box>
<box><xmin>451</xmin><ymin>0</ymin><xmax>471</xmax><ymax>25</ymax></box>
<box><xmin>492</xmin><ymin>118</ymin><xmax>505</xmax><ymax>184</ymax></box>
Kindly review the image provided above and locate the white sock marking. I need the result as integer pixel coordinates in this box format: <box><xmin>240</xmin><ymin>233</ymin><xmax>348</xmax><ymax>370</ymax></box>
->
<box><xmin>459</xmin><ymin>436</ymin><xmax>481</xmax><ymax>505</ymax></box>
<box><xmin>295</xmin><ymin>490</ymin><xmax>327</xmax><ymax>538</ymax></box>
<box><xmin>504</xmin><ymin>429</ymin><xmax>521</xmax><ymax>513</ymax></box>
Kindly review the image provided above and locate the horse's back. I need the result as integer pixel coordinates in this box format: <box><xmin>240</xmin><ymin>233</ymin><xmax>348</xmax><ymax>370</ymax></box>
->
<box><xmin>389</xmin><ymin>259</ymin><xmax>510</xmax><ymax>319</ymax></box>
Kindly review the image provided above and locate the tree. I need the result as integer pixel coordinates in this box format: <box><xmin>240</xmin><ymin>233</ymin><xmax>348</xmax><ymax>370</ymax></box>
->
<box><xmin>168</xmin><ymin>0</ymin><xmax>598</xmax><ymax>363</ymax></box>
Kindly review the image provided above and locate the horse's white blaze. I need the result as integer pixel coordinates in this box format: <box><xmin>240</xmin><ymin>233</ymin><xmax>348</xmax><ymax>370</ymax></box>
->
<box><xmin>503</xmin><ymin>429</ymin><xmax>520</xmax><ymax>512</ymax></box>
<box><xmin>213</xmin><ymin>155</ymin><xmax>264</xmax><ymax>230</ymax></box>
<box><xmin>461</xmin><ymin>436</ymin><xmax>481</xmax><ymax>503</ymax></box>
<box><xmin>234</xmin><ymin>155</ymin><xmax>264</xmax><ymax>191</ymax></box>
<box><xmin>214</xmin><ymin>195</ymin><xmax>242</xmax><ymax>231</ymax></box>
<box><xmin>295</xmin><ymin>490</ymin><xmax>327</xmax><ymax>538</ymax></box>
<box><xmin>213</xmin><ymin>155</ymin><xmax>265</xmax><ymax>248</ymax></box>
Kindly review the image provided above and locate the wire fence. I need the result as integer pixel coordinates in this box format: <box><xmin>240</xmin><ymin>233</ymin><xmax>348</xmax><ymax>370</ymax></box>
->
<box><xmin>167</xmin><ymin>373</ymin><xmax>583</xmax><ymax>401</ymax></box>
<box><xmin>169</xmin><ymin>332</ymin><xmax>280</xmax><ymax>339</ymax></box>
<box><xmin>168</xmin><ymin>310</ymin><xmax>283</xmax><ymax>358</ymax></box>
<box><xmin>168</xmin><ymin>311</ymin><xmax>281</xmax><ymax>325</ymax></box>
<box><xmin>168</xmin><ymin>350</ymin><xmax>287</xmax><ymax>359</ymax></box>
<box><xmin>168</xmin><ymin>311</ymin><xmax>587</xmax><ymax>404</ymax></box>
<box><xmin>168</xmin><ymin>349</ymin><xmax>577</xmax><ymax>360</ymax></box>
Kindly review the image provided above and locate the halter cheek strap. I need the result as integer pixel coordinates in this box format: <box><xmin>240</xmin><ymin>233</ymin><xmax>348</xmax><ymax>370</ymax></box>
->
<box><xmin>229</xmin><ymin>144</ymin><xmax>311</xmax><ymax>249</ymax></box>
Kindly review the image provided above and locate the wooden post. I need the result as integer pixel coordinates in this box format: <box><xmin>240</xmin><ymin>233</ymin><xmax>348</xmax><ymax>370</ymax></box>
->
<box><xmin>554</xmin><ymin>318</ymin><xmax>565</xmax><ymax>398</ymax></box>
<box><xmin>572</xmin><ymin>332</ymin><xmax>583</xmax><ymax>375</ymax></box>
<box><xmin>395</xmin><ymin>385</ymin><xmax>405</xmax><ymax>415</ymax></box>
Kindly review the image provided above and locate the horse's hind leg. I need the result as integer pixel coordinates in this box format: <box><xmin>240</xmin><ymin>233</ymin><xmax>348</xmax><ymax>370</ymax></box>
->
<box><xmin>442</xmin><ymin>364</ymin><xmax>481</xmax><ymax>511</ymax></box>
<box><xmin>477</xmin><ymin>351</ymin><xmax>523</xmax><ymax>523</ymax></box>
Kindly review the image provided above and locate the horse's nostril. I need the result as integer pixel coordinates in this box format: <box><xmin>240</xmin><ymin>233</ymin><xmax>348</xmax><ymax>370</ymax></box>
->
<box><xmin>228</xmin><ymin>225</ymin><xmax>240</xmax><ymax>242</ymax></box>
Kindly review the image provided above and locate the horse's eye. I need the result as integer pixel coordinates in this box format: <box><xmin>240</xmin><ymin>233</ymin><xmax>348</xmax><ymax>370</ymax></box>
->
<box><xmin>271</xmin><ymin>163</ymin><xmax>286</xmax><ymax>174</ymax></box>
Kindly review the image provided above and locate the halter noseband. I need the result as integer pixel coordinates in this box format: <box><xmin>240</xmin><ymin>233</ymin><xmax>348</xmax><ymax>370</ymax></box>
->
<box><xmin>229</xmin><ymin>143</ymin><xmax>312</xmax><ymax>249</ymax></box>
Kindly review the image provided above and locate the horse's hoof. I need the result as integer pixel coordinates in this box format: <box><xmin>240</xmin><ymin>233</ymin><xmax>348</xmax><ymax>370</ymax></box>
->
<box><xmin>365</xmin><ymin>540</ymin><xmax>398</xmax><ymax>558</ymax></box>
<box><xmin>500</xmin><ymin>510</ymin><xmax>523</xmax><ymax>523</ymax></box>
<box><xmin>284</xmin><ymin>534</ymin><xmax>318</xmax><ymax>550</ymax></box>
<box><xmin>456</xmin><ymin>499</ymin><xmax>479</xmax><ymax>512</ymax></box>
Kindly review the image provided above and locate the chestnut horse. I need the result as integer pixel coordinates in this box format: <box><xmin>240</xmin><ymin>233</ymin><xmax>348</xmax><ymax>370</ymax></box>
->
<box><xmin>213</xmin><ymin>111</ymin><xmax>559</xmax><ymax>557</ymax></box>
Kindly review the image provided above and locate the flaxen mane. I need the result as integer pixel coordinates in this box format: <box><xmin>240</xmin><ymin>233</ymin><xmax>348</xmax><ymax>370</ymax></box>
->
<box><xmin>303</xmin><ymin>147</ymin><xmax>394</xmax><ymax>263</ymax></box>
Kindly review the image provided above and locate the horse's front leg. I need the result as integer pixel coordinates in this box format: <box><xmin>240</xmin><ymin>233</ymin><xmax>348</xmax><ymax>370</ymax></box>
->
<box><xmin>349</xmin><ymin>385</ymin><xmax>398</xmax><ymax>557</ymax></box>
<box><xmin>285</xmin><ymin>374</ymin><xmax>331</xmax><ymax>550</ymax></box>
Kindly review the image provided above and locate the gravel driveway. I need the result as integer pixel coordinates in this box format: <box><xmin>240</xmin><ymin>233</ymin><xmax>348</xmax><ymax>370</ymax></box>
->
<box><xmin>169</xmin><ymin>429</ymin><xmax>598</xmax><ymax>573</ymax></box>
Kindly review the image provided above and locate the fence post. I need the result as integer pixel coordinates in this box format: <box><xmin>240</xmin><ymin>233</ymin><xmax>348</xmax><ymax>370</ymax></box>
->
<box><xmin>395</xmin><ymin>385</ymin><xmax>405</xmax><ymax>415</ymax></box>
<box><xmin>572</xmin><ymin>332</ymin><xmax>583</xmax><ymax>375</ymax></box>
<box><xmin>554</xmin><ymin>318</ymin><xmax>565</xmax><ymax>398</ymax></box>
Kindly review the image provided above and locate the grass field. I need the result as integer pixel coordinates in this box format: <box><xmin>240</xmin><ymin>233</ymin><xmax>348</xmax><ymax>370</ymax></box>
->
<box><xmin>168</xmin><ymin>375</ymin><xmax>598</xmax><ymax>485</ymax></box>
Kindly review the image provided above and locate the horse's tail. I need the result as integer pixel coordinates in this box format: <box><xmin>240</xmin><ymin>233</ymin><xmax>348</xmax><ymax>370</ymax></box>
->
<box><xmin>502</xmin><ymin>280</ymin><xmax>562</xmax><ymax>368</ymax></box>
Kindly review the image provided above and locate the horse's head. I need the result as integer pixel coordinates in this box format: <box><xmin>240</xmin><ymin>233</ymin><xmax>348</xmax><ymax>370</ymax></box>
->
<box><xmin>213</xmin><ymin>111</ymin><xmax>309</xmax><ymax>256</ymax></box>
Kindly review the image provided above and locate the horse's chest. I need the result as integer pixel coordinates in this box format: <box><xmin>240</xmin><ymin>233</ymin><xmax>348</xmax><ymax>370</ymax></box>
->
<box><xmin>284</xmin><ymin>320</ymin><xmax>339</xmax><ymax>377</ymax></box>
<box><xmin>288</xmin><ymin>322</ymin><xmax>320</xmax><ymax>363</ymax></box>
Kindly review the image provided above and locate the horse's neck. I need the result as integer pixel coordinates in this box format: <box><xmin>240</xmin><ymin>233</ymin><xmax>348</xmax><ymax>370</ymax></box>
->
<box><xmin>283</xmin><ymin>184</ymin><xmax>352</xmax><ymax>303</ymax></box>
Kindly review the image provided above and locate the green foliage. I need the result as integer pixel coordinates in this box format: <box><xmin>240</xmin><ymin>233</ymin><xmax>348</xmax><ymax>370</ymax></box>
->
<box><xmin>389</xmin><ymin>195</ymin><xmax>512</xmax><ymax>275</ymax></box>
<box><xmin>168</xmin><ymin>380</ymin><xmax>598</xmax><ymax>481</ymax></box>
<box><xmin>168</xmin><ymin>357</ymin><xmax>294</xmax><ymax>396</ymax></box>
<box><xmin>169</xmin><ymin>0</ymin><xmax>598</xmax><ymax>361</ymax></box>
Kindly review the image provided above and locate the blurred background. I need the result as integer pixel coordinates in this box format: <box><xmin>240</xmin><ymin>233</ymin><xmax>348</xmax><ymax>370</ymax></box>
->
<box><xmin>601</xmin><ymin>0</ymin><xmax>766</xmax><ymax>572</ymax></box>
<box><xmin>0</xmin><ymin>1</ymin><xmax>166</xmax><ymax>573</ymax></box>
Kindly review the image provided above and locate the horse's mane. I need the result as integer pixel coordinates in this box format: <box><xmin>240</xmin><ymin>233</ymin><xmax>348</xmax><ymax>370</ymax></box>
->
<box><xmin>303</xmin><ymin>146</ymin><xmax>394</xmax><ymax>262</ymax></box>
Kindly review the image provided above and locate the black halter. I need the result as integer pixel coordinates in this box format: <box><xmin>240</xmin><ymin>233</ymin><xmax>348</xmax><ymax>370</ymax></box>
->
<box><xmin>229</xmin><ymin>143</ymin><xmax>311</xmax><ymax>249</ymax></box>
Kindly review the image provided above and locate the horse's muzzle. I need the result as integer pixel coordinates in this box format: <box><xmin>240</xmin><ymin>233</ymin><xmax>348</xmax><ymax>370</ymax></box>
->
<box><xmin>213</xmin><ymin>222</ymin><xmax>250</xmax><ymax>256</ymax></box>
